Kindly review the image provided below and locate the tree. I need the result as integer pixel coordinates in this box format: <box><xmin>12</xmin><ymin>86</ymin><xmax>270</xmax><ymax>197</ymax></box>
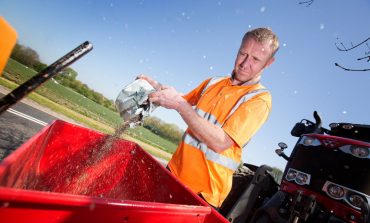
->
<box><xmin>10</xmin><ymin>43</ymin><xmax>41</xmax><ymax>68</ymax></box>
<box><xmin>334</xmin><ymin>37</ymin><xmax>370</xmax><ymax>72</ymax></box>
<box><xmin>269</xmin><ymin>167</ymin><xmax>283</xmax><ymax>184</ymax></box>
<box><xmin>92</xmin><ymin>92</ymin><xmax>105</xmax><ymax>104</ymax></box>
<box><xmin>299</xmin><ymin>0</ymin><xmax>314</xmax><ymax>7</ymax></box>
<box><xmin>143</xmin><ymin>116</ymin><xmax>183</xmax><ymax>144</ymax></box>
<box><xmin>298</xmin><ymin>0</ymin><xmax>369</xmax><ymax>72</ymax></box>
<box><xmin>33</xmin><ymin>61</ymin><xmax>48</xmax><ymax>72</ymax></box>
<box><xmin>8</xmin><ymin>42</ymin><xmax>117</xmax><ymax>111</ymax></box>
<box><xmin>60</xmin><ymin>67</ymin><xmax>78</xmax><ymax>80</ymax></box>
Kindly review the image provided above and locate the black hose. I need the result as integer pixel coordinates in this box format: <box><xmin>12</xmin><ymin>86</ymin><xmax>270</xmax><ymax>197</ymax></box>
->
<box><xmin>0</xmin><ymin>41</ymin><xmax>93</xmax><ymax>114</ymax></box>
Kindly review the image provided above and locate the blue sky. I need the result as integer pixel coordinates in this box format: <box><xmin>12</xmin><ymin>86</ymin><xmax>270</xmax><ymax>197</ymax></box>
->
<box><xmin>1</xmin><ymin>0</ymin><xmax>369</xmax><ymax>170</ymax></box>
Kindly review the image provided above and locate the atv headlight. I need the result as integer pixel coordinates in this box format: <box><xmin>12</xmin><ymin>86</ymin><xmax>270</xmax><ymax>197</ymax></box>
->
<box><xmin>350</xmin><ymin>146</ymin><xmax>370</xmax><ymax>158</ymax></box>
<box><xmin>298</xmin><ymin>136</ymin><xmax>321</xmax><ymax>147</ymax></box>
<box><xmin>348</xmin><ymin>193</ymin><xmax>366</xmax><ymax>209</ymax></box>
<box><xmin>295</xmin><ymin>173</ymin><xmax>309</xmax><ymax>185</ymax></box>
<box><xmin>342</xmin><ymin>124</ymin><xmax>354</xmax><ymax>130</ymax></box>
<box><xmin>286</xmin><ymin>169</ymin><xmax>297</xmax><ymax>181</ymax></box>
<box><xmin>323</xmin><ymin>181</ymin><xmax>370</xmax><ymax>210</ymax></box>
<box><xmin>339</xmin><ymin>145</ymin><xmax>370</xmax><ymax>159</ymax></box>
<box><xmin>285</xmin><ymin>168</ymin><xmax>311</xmax><ymax>185</ymax></box>
<box><xmin>327</xmin><ymin>183</ymin><xmax>346</xmax><ymax>199</ymax></box>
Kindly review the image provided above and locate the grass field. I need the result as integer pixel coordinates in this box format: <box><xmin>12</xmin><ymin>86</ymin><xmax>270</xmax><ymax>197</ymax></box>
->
<box><xmin>3</xmin><ymin>59</ymin><xmax>121</xmax><ymax>126</ymax></box>
<box><xmin>128</xmin><ymin>126</ymin><xmax>178</xmax><ymax>153</ymax></box>
<box><xmin>1</xmin><ymin>59</ymin><xmax>178</xmax><ymax>156</ymax></box>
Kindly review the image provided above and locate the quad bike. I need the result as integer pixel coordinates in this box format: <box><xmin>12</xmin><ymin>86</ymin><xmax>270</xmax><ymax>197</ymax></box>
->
<box><xmin>245</xmin><ymin>111</ymin><xmax>370</xmax><ymax>223</ymax></box>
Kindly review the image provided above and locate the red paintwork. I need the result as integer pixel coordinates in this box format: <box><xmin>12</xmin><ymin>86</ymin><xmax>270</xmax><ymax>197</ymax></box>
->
<box><xmin>281</xmin><ymin>181</ymin><xmax>361</xmax><ymax>223</ymax></box>
<box><xmin>307</xmin><ymin>133</ymin><xmax>370</xmax><ymax>148</ymax></box>
<box><xmin>0</xmin><ymin>120</ymin><xmax>228</xmax><ymax>223</ymax></box>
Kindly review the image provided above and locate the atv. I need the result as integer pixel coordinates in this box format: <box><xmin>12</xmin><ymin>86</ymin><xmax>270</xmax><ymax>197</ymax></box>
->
<box><xmin>220</xmin><ymin>111</ymin><xmax>369</xmax><ymax>223</ymax></box>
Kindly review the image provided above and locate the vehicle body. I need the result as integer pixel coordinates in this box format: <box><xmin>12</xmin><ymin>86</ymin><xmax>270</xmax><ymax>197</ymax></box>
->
<box><xmin>251</xmin><ymin>112</ymin><xmax>370</xmax><ymax>223</ymax></box>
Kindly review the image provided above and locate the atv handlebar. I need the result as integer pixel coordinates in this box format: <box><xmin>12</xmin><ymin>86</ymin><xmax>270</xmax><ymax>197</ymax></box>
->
<box><xmin>291</xmin><ymin>111</ymin><xmax>328</xmax><ymax>137</ymax></box>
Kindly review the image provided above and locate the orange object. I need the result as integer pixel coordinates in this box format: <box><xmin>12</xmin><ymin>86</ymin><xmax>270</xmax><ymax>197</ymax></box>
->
<box><xmin>0</xmin><ymin>17</ymin><xmax>17</xmax><ymax>75</ymax></box>
<box><xmin>168</xmin><ymin>77</ymin><xmax>272</xmax><ymax>207</ymax></box>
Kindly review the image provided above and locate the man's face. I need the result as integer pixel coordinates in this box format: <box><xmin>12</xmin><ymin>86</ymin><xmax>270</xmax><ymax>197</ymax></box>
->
<box><xmin>233</xmin><ymin>37</ymin><xmax>275</xmax><ymax>84</ymax></box>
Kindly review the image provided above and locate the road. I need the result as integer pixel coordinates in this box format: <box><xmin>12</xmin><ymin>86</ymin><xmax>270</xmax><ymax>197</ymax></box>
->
<box><xmin>0</xmin><ymin>92</ymin><xmax>60</xmax><ymax>159</ymax></box>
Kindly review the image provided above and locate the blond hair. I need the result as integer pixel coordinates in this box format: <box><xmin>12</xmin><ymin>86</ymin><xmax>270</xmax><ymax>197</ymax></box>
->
<box><xmin>243</xmin><ymin>27</ymin><xmax>279</xmax><ymax>57</ymax></box>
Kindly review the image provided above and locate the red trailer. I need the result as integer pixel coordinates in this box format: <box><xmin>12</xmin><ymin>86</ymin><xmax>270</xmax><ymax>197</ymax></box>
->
<box><xmin>0</xmin><ymin>120</ymin><xmax>229</xmax><ymax>223</ymax></box>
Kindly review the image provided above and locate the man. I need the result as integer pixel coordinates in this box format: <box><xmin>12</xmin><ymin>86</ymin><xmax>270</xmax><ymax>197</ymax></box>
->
<box><xmin>139</xmin><ymin>27</ymin><xmax>279</xmax><ymax>208</ymax></box>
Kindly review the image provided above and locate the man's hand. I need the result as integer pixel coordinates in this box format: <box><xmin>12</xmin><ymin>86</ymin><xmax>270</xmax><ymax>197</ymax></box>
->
<box><xmin>136</xmin><ymin>74</ymin><xmax>234</xmax><ymax>153</ymax></box>
<box><xmin>137</xmin><ymin>74</ymin><xmax>162</xmax><ymax>91</ymax></box>
<box><xmin>149</xmin><ymin>86</ymin><xmax>185</xmax><ymax>110</ymax></box>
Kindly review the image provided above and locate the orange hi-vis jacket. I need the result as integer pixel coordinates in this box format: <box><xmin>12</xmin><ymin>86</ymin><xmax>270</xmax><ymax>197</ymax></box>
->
<box><xmin>168</xmin><ymin>76</ymin><xmax>272</xmax><ymax>207</ymax></box>
<box><xmin>0</xmin><ymin>17</ymin><xmax>17</xmax><ymax>75</ymax></box>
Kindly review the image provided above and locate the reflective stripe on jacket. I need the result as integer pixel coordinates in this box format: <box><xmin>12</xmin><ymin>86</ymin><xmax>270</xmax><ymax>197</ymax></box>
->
<box><xmin>168</xmin><ymin>76</ymin><xmax>272</xmax><ymax>207</ymax></box>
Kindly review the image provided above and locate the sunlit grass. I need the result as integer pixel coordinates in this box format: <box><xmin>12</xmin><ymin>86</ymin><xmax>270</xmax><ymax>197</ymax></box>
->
<box><xmin>0</xmin><ymin>76</ymin><xmax>114</xmax><ymax>133</ymax></box>
<box><xmin>3</xmin><ymin>59</ymin><xmax>122</xmax><ymax>126</ymax></box>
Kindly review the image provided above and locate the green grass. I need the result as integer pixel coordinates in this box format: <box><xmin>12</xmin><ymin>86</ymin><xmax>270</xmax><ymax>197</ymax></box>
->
<box><xmin>1</xmin><ymin>59</ymin><xmax>178</xmax><ymax>154</ymax></box>
<box><xmin>3</xmin><ymin>59</ymin><xmax>121</xmax><ymax>127</ymax></box>
<box><xmin>127</xmin><ymin>126</ymin><xmax>178</xmax><ymax>153</ymax></box>
<box><xmin>0</xmin><ymin>76</ymin><xmax>115</xmax><ymax>134</ymax></box>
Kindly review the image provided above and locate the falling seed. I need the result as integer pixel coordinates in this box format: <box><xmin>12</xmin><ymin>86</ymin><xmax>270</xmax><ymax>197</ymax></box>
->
<box><xmin>89</xmin><ymin>203</ymin><xmax>96</xmax><ymax>211</ymax></box>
